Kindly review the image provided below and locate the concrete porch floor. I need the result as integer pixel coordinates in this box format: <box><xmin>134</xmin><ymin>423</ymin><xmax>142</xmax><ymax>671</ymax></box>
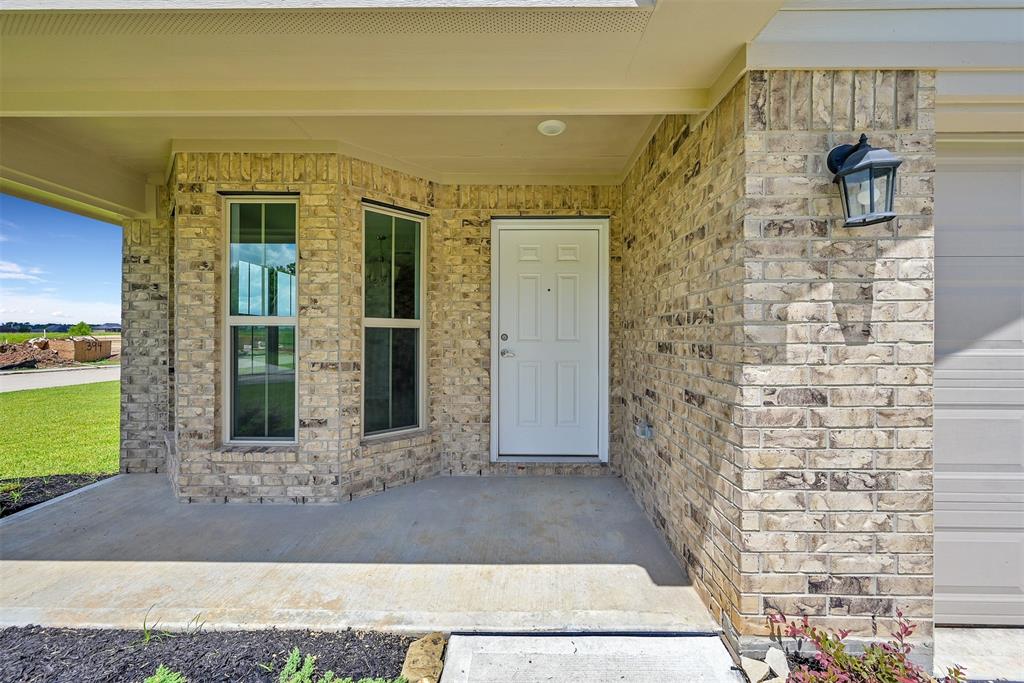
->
<box><xmin>0</xmin><ymin>474</ymin><xmax>719</xmax><ymax>635</ymax></box>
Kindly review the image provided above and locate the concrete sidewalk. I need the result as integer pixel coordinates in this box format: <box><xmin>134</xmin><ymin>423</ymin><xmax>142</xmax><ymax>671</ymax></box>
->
<box><xmin>0</xmin><ymin>474</ymin><xmax>719</xmax><ymax>635</ymax></box>
<box><xmin>440</xmin><ymin>634</ymin><xmax>743</xmax><ymax>682</ymax></box>
<box><xmin>0</xmin><ymin>365</ymin><xmax>120</xmax><ymax>392</ymax></box>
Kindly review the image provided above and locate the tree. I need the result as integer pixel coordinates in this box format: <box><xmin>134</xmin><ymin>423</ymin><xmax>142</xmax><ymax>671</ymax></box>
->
<box><xmin>68</xmin><ymin>321</ymin><xmax>92</xmax><ymax>336</ymax></box>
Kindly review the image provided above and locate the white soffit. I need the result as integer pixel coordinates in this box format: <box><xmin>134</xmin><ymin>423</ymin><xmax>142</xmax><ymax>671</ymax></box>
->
<box><xmin>0</xmin><ymin>1</ymin><xmax>782</xmax><ymax>109</ymax></box>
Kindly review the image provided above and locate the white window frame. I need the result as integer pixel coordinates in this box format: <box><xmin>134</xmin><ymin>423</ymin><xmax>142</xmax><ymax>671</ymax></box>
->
<box><xmin>361</xmin><ymin>202</ymin><xmax>428</xmax><ymax>440</ymax></box>
<box><xmin>222</xmin><ymin>195</ymin><xmax>300</xmax><ymax>445</ymax></box>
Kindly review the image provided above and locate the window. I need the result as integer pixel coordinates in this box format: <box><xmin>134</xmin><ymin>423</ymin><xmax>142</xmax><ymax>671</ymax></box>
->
<box><xmin>226</xmin><ymin>198</ymin><xmax>298</xmax><ymax>442</ymax></box>
<box><xmin>363</xmin><ymin>206</ymin><xmax>424</xmax><ymax>436</ymax></box>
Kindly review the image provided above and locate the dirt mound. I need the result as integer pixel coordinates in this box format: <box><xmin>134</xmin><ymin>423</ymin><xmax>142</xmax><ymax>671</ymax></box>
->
<box><xmin>0</xmin><ymin>341</ymin><xmax>79</xmax><ymax>370</ymax></box>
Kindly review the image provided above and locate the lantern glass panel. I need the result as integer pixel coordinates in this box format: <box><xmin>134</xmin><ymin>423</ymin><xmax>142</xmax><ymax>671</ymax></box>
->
<box><xmin>845</xmin><ymin>169</ymin><xmax>872</xmax><ymax>219</ymax></box>
<box><xmin>872</xmin><ymin>169</ymin><xmax>892</xmax><ymax>214</ymax></box>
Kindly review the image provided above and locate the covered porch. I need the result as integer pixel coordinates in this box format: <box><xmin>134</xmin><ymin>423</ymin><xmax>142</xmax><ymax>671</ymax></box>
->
<box><xmin>0</xmin><ymin>474</ymin><xmax>718</xmax><ymax>634</ymax></box>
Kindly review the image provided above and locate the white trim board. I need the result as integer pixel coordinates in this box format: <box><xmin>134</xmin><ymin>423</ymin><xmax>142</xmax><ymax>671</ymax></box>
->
<box><xmin>489</xmin><ymin>217</ymin><xmax>610</xmax><ymax>464</ymax></box>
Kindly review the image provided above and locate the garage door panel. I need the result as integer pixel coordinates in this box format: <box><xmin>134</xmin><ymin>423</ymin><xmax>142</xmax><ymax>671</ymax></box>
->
<box><xmin>934</xmin><ymin>409</ymin><xmax>1024</xmax><ymax>472</ymax></box>
<box><xmin>935</xmin><ymin>150</ymin><xmax>1024</xmax><ymax>625</ymax></box>
<box><xmin>937</xmin><ymin>224</ymin><xmax>1024</xmax><ymax>257</ymax></box>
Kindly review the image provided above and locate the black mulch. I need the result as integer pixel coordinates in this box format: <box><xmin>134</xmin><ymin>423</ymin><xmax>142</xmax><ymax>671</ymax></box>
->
<box><xmin>0</xmin><ymin>473</ymin><xmax>115</xmax><ymax>518</ymax></box>
<box><xmin>0</xmin><ymin>625</ymin><xmax>414</xmax><ymax>683</ymax></box>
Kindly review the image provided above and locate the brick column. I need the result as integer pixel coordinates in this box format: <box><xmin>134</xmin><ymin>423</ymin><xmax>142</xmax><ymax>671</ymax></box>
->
<box><xmin>121</xmin><ymin>208</ymin><xmax>172</xmax><ymax>473</ymax></box>
<box><xmin>735</xmin><ymin>70</ymin><xmax>936</xmax><ymax>659</ymax></box>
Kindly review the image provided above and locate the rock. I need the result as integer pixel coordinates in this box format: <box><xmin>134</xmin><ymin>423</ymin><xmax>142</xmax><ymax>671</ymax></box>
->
<box><xmin>765</xmin><ymin>646</ymin><xmax>791</xmax><ymax>678</ymax></box>
<box><xmin>741</xmin><ymin>655</ymin><xmax>771</xmax><ymax>682</ymax></box>
<box><xmin>400</xmin><ymin>631</ymin><xmax>446</xmax><ymax>683</ymax></box>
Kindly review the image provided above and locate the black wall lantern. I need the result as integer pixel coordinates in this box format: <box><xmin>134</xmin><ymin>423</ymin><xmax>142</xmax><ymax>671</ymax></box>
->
<box><xmin>827</xmin><ymin>133</ymin><xmax>902</xmax><ymax>227</ymax></box>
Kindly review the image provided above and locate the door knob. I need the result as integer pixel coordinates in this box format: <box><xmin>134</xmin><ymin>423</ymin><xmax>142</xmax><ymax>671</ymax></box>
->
<box><xmin>500</xmin><ymin>348</ymin><xmax>516</xmax><ymax>358</ymax></box>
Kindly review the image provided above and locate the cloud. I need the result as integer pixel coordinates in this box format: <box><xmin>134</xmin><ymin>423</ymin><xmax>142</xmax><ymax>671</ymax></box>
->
<box><xmin>0</xmin><ymin>261</ymin><xmax>44</xmax><ymax>281</ymax></box>
<box><xmin>0</xmin><ymin>290</ymin><xmax>119</xmax><ymax>324</ymax></box>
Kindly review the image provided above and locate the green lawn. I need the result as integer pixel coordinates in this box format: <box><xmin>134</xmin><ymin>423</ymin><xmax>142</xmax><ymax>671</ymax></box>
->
<box><xmin>0</xmin><ymin>381</ymin><xmax>120</xmax><ymax>479</ymax></box>
<box><xmin>0</xmin><ymin>331</ymin><xmax>119</xmax><ymax>344</ymax></box>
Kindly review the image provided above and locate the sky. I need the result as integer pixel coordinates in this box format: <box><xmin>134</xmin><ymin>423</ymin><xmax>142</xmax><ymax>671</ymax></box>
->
<box><xmin>0</xmin><ymin>193</ymin><xmax>122</xmax><ymax>325</ymax></box>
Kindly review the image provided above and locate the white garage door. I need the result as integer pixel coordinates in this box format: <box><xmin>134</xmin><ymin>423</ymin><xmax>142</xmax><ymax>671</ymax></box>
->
<box><xmin>934</xmin><ymin>143</ymin><xmax>1024</xmax><ymax>625</ymax></box>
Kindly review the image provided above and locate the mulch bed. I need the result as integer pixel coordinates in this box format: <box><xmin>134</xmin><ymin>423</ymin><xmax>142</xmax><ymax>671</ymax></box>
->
<box><xmin>0</xmin><ymin>473</ymin><xmax>115</xmax><ymax>518</ymax></box>
<box><xmin>0</xmin><ymin>626</ymin><xmax>414</xmax><ymax>683</ymax></box>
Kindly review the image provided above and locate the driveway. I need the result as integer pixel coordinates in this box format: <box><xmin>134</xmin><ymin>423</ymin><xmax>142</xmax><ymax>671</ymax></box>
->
<box><xmin>0</xmin><ymin>366</ymin><xmax>120</xmax><ymax>393</ymax></box>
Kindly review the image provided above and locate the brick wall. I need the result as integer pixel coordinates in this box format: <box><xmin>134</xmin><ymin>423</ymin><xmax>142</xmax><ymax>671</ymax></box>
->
<box><xmin>431</xmin><ymin>183</ymin><xmax>621</xmax><ymax>476</ymax></box>
<box><xmin>616</xmin><ymin>71</ymin><xmax>936</xmax><ymax>653</ymax></box>
<box><xmin>158</xmin><ymin>154</ymin><xmax>621</xmax><ymax>501</ymax></box>
<box><xmin>120</xmin><ymin>200</ymin><xmax>172</xmax><ymax>473</ymax></box>
<box><xmin>735</xmin><ymin>69</ymin><xmax>936</xmax><ymax>651</ymax></box>
<box><xmin>171</xmin><ymin>153</ymin><xmax>343</xmax><ymax>502</ymax></box>
<box><xmin>618</xmin><ymin>84</ymin><xmax>750</xmax><ymax>630</ymax></box>
<box><xmin>119</xmin><ymin>70</ymin><xmax>935</xmax><ymax>653</ymax></box>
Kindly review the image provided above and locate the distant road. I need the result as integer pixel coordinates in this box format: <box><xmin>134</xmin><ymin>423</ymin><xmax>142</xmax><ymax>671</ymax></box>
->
<box><xmin>0</xmin><ymin>366</ymin><xmax>120</xmax><ymax>393</ymax></box>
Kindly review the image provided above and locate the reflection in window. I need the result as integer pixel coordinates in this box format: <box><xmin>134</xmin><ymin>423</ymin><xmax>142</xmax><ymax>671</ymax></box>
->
<box><xmin>363</xmin><ymin>207</ymin><xmax>423</xmax><ymax>436</ymax></box>
<box><xmin>232</xmin><ymin>325</ymin><xmax>296</xmax><ymax>439</ymax></box>
<box><xmin>227</xmin><ymin>199</ymin><xmax>298</xmax><ymax>441</ymax></box>
<box><xmin>230</xmin><ymin>202</ymin><xmax>297</xmax><ymax>317</ymax></box>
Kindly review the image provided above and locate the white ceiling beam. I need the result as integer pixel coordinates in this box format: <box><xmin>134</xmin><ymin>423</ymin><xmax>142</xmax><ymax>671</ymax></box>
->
<box><xmin>0</xmin><ymin>89</ymin><xmax>709</xmax><ymax>117</ymax></box>
<box><xmin>0</xmin><ymin>118</ymin><xmax>148</xmax><ymax>219</ymax></box>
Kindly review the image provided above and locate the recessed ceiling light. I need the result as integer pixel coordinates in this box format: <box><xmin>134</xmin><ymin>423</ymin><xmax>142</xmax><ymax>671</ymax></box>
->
<box><xmin>537</xmin><ymin>119</ymin><xmax>567</xmax><ymax>136</ymax></box>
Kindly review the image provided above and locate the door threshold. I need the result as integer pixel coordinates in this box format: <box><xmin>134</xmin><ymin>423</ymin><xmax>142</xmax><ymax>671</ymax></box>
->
<box><xmin>495</xmin><ymin>455</ymin><xmax>604</xmax><ymax>464</ymax></box>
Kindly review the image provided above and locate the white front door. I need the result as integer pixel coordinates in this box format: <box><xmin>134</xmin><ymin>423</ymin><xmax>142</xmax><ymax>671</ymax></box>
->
<box><xmin>495</xmin><ymin>226</ymin><xmax>602</xmax><ymax>457</ymax></box>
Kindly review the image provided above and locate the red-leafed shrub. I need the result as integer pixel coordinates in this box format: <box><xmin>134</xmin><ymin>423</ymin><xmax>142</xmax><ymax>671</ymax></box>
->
<box><xmin>766</xmin><ymin>610</ymin><xmax>966</xmax><ymax>683</ymax></box>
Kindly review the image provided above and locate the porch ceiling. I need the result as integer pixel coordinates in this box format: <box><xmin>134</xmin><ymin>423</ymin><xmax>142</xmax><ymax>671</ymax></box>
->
<box><xmin>5</xmin><ymin>113</ymin><xmax>662</xmax><ymax>186</ymax></box>
<box><xmin>0</xmin><ymin>0</ymin><xmax>783</xmax><ymax>215</ymax></box>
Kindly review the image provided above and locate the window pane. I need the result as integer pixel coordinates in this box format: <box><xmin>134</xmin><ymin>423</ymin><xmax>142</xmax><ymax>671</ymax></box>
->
<box><xmin>365</xmin><ymin>210</ymin><xmax>393</xmax><ymax>318</ymax></box>
<box><xmin>230</xmin><ymin>202</ymin><xmax>297</xmax><ymax>317</ymax></box>
<box><xmin>364</xmin><ymin>327</ymin><xmax>392</xmax><ymax>434</ymax></box>
<box><xmin>393</xmin><ymin>217</ymin><xmax>420</xmax><ymax>319</ymax></box>
<box><xmin>230</xmin><ymin>203</ymin><xmax>264</xmax><ymax>316</ymax></box>
<box><xmin>364</xmin><ymin>327</ymin><xmax>419</xmax><ymax>434</ymax></box>
<box><xmin>265</xmin><ymin>203</ymin><xmax>297</xmax><ymax>317</ymax></box>
<box><xmin>390</xmin><ymin>327</ymin><xmax>419</xmax><ymax>428</ymax></box>
<box><xmin>232</xmin><ymin>325</ymin><xmax>295</xmax><ymax>440</ymax></box>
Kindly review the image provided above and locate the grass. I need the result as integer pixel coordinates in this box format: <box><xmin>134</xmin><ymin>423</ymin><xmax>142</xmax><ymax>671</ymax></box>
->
<box><xmin>82</xmin><ymin>355</ymin><xmax>122</xmax><ymax>366</ymax></box>
<box><xmin>0</xmin><ymin>381</ymin><xmax>120</xmax><ymax>479</ymax></box>
<box><xmin>0</xmin><ymin>331</ymin><xmax>119</xmax><ymax>344</ymax></box>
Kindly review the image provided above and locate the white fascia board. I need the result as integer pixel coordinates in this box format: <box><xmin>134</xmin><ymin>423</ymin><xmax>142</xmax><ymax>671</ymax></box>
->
<box><xmin>0</xmin><ymin>88</ymin><xmax>708</xmax><ymax>117</ymax></box>
<box><xmin>747</xmin><ymin>41</ymin><xmax>1024</xmax><ymax>70</ymax></box>
<box><xmin>937</xmin><ymin>71</ymin><xmax>1024</xmax><ymax>103</ymax></box>
<box><xmin>0</xmin><ymin>0</ymin><xmax>652</xmax><ymax>8</ymax></box>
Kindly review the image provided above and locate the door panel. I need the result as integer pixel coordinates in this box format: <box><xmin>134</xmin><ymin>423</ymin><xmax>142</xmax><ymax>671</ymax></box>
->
<box><xmin>497</xmin><ymin>228</ymin><xmax>600</xmax><ymax>456</ymax></box>
<box><xmin>934</xmin><ymin>154</ymin><xmax>1024</xmax><ymax>625</ymax></box>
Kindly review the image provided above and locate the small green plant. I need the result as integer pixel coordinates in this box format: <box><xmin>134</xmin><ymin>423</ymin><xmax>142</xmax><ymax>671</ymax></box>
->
<box><xmin>137</xmin><ymin>607</ymin><xmax>173</xmax><ymax>646</ymax></box>
<box><xmin>768</xmin><ymin>610</ymin><xmax>966</xmax><ymax>683</ymax></box>
<box><xmin>144</xmin><ymin>665</ymin><xmax>187</xmax><ymax>683</ymax></box>
<box><xmin>276</xmin><ymin>648</ymin><xmax>407</xmax><ymax>683</ymax></box>
<box><xmin>182</xmin><ymin>612</ymin><xmax>206</xmax><ymax>635</ymax></box>
<box><xmin>68</xmin><ymin>321</ymin><xmax>93</xmax><ymax>336</ymax></box>
<box><xmin>278</xmin><ymin>648</ymin><xmax>334</xmax><ymax>683</ymax></box>
<box><xmin>0</xmin><ymin>482</ymin><xmax>20</xmax><ymax>494</ymax></box>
